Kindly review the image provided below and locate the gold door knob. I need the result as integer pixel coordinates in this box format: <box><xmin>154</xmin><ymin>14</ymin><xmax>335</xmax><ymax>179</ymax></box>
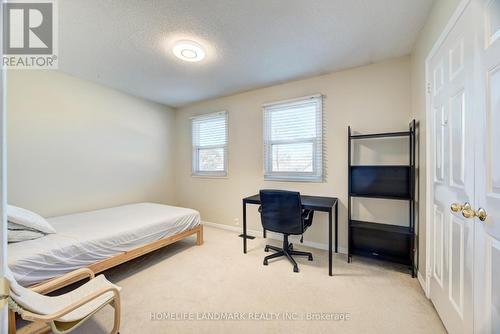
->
<box><xmin>460</xmin><ymin>207</ymin><xmax>488</xmax><ymax>221</ymax></box>
<box><xmin>451</xmin><ymin>202</ymin><xmax>471</xmax><ymax>213</ymax></box>
<box><xmin>451</xmin><ymin>203</ymin><xmax>462</xmax><ymax>212</ymax></box>
<box><xmin>476</xmin><ymin>208</ymin><xmax>487</xmax><ymax>222</ymax></box>
<box><xmin>462</xmin><ymin>208</ymin><xmax>475</xmax><ymax>219</ymax></box>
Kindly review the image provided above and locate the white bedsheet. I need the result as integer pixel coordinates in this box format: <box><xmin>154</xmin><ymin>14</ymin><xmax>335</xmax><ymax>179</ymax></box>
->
<box><xmin>8</xmin><ymin>203</ymin><xmax>200</xmax><ymax>286</ymax></box>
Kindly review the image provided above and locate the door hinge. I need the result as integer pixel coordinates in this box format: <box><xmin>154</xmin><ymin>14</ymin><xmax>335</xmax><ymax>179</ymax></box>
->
<box><xmin>426</xmin><ymin>82</ymin><xmax>432</xmax><ymax>94</ymax></box>
<box><xmin>0</xmin><ymin>277</ymin><xmax>9</xmax><ymax>309</ymax></box>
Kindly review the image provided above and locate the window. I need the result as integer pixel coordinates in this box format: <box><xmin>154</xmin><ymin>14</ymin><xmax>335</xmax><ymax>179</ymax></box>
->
<box><xmin>191</xmin><ymin>111</ymin><xmax>228</xmax><ymax>177</ymax></box>
<box><xmin>263</xmin><ymin>95</ymin><xmax>323</xmax><ymax>181</ymax></box>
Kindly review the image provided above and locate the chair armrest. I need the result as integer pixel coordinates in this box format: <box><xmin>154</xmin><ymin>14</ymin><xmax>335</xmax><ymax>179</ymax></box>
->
<box><xmin>31</xmin><ymin>268</ymin><xmax>95</xmax><ymax>295</ymax></box>
<box><xmin>22</xmin><ymin>286</ymin><xmax>120</xmax><ymax>322</ymax></box>
<box><xmin>302</xmin><ymin>209</ymin><xmax>314</xmax><ymax>228</ymax></box>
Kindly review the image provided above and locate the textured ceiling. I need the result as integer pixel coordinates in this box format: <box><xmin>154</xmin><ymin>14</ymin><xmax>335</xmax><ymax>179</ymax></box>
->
<box><xmin>58</xmin><ymin>0</ymin><xmax>435</xmax><ymax>107</ymax></box>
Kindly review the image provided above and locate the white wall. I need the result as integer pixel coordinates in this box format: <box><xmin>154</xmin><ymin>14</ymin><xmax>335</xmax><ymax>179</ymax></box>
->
<box><xmin>410</xmin><ymin>0</ymin><xmax>462</xmax><ymax>274</ymax></box>
<box><xmin>7</xmin><ymin>70</ymin><xmax>176</xmax><ymax>217</ymax></box>
<box><xmin>175</xmin><ymin>57</ymin><xmax>412</xmax><ymax>250</ymax></box>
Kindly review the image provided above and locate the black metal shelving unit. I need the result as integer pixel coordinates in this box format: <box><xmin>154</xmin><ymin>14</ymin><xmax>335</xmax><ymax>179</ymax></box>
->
<box><xmin>347</xmin><ymin>120</ymin><xmax>417</xmax><ymax>277</ymax></box>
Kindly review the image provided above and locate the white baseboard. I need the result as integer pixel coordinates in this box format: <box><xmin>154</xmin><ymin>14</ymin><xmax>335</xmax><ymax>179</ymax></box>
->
<box><xmin>202</xmin><ymin>221</ymin><xmax>348</xmax><ymax>254</ymax></box>
<box><xmin>417</xmin><ymin>271</ymin><xmax>428</xmax><ymax>297</ymax></box>
<box><xmin>202</xmin><ymin>221</ymin><xmax>244</xmax><ymax>233</ymax></box>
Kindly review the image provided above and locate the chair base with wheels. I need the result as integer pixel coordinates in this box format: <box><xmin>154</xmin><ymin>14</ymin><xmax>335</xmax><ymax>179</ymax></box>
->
<box><xmin>263</xmin><ymin>234</ymin><xmax>313</xmax><ymax>273</ymax></box>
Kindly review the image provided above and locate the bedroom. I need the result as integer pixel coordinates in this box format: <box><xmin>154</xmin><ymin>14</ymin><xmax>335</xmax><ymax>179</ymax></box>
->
<box><xmin>1</xmin><ymin>0</ymin><xmax>499</xmax><ymax>333</ymax></box>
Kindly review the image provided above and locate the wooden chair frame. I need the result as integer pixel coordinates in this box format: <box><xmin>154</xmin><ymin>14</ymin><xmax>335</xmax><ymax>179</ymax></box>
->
<box><xmin>9</xmin><ymin>224</ymin><xmax>203</xmax><ymax>334</ymax></box>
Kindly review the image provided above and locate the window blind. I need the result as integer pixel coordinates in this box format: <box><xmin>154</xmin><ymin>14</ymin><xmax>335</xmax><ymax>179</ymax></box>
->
<box><xmin>191</xmin><ymin>111</ymin><xmax>228</xmax><ymax>176</ymax></box>
<box><xmin>263</xmin><ymin>95</ymin><xmax>323</xmax><ymax>181</ymax></box>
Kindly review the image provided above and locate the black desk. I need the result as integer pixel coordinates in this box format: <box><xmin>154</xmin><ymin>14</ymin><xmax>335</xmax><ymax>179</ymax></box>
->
<box><xmin>242</xmin><ymin>194</ymin><xmax>339</xmax><ymax>276</ymax></box>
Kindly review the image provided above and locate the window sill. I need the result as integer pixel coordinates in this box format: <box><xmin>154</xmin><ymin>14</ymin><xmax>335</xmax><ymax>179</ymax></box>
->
<box><xmin>264</xmin><ymin>176</ymin><xmax>324</xmax><ymax>183</ymax></box>
<box><xmin>191</xmin><ymin>174</ymin><xmax>228</xmax><ymax>179</ymax></box>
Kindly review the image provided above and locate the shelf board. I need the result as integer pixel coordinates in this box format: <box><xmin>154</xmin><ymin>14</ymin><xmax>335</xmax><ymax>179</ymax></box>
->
<box><xmin>350</xmin><ymin>131</ymin><xmax>411</xmax><ymax>139</ymax></box>
<box><xmin>349</xmin><ymin>193</ymin><xmax>411</xmax><ymax>201</ymax></box>
<box><xmin>349</xmin><ymin>220</ymin><xmax>412</xmax><ymax>235</ymax></box>
<box><xmin>350</xmin><ymin>165</ymin><xmax>411</xmax><ymax>168</ymax></box>
<box><xmin>350</xmin><ymin>248</ymin><xmax>412</xmax><ymax>265</ymax></box>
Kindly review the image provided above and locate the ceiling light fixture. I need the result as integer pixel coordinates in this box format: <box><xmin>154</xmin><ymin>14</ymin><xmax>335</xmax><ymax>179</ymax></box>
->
<box><xmin>172</xmin><ymin>40</ymin><xmax>206</xmax><ymax>62</ymax></box>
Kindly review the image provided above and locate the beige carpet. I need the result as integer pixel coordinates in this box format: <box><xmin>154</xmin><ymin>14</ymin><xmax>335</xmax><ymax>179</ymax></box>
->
<box><xmin>66</xmin><ymin>226</ymin><xmax>445</xmax><ymax>334</ymax></box>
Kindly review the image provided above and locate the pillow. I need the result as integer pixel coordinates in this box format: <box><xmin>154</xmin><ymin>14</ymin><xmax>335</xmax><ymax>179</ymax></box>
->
<box><xmin>8</xmin><ymin>229</ymin><xmax>46</xmax><ymax>243</ymax></box>
<box><xmin>7</xmin><ymin>205</ymin><xmax>56</xmax><ymax>234</ymax></box>
<box><xmin>8</xmin><ymin>222</ymin><xmax>33</xmax><ymax>231</ymax></box>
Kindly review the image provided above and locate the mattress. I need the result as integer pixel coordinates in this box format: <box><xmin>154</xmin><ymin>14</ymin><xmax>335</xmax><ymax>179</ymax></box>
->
<box><xmin>8</xmin><ymin>202</ymin><xmax>200</xmax><ymax>286</ymax></box>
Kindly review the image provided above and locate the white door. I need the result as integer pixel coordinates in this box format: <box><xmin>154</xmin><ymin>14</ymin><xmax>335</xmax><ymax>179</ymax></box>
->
<box><xmin>428</xmin><ymin>2</ymin><xmax>475</xmax><ymax>333</ymax></box>
<box><xmin>474</xmin><ymin>0</ymin><xmax>500</xmax><ymax>332</ymax></box>
<box><xmin>0</xmin><ymin>0</ymin><xmax>8</xmax><ymax>332</ymax></box>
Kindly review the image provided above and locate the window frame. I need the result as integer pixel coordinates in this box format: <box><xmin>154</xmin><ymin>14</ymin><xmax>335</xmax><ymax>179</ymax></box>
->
<box><xmin>191</xmin><ymin>111</ymin><xmax>228</xmax><ymax>178</ymax></box>
<box><xmin>263</xmin><ymin>95</ymin><xmax>323</xmax><ymax>182</ymax></box>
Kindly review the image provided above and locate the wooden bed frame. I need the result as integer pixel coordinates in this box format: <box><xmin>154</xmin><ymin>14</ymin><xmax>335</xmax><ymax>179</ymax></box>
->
<box><xmin>9</xmin><ymin>224</ymin><xmax>203</xmax><ymax>334</ymax></box>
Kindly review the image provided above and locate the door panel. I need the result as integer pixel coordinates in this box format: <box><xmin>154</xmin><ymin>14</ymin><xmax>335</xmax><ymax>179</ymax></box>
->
<box><xmin>429</xmin><ymin>0</ymin><xmax>500</xmax><ymax>332</ymax></box>
<box><xmin>450</xmin><ymin>214</ymin><xmax>465</xmax><ymax>316</ymax></box>
<box><xmin>434</xmin><ymin>61</ymin><xmax>445</xmax><ymax>96</ymax></box>
<box><xmin>485</xmin><ymin>0</ymin><xmax>500</xmax><ymax>46</ymax></box>
<box><xmin>449</xmin><ymin>90</ymin><xmax>466</xmax><ymax>188</ymax></box>
<box><xmin>429</xmin><ymin>2</ymin><xmax>475</xmax><ymax>333</ymax></box>
<box><xmin>434</xmin><ymin>205</ymin><xmax>445</xmax><ymax>286</ymax></box>
<box><xmin>434</xmin><ymin>106</ymin><xmax>445</xmax><ymax>182</ymax></box>
<box><xmin>485</xmin><ymin>237</ymin><xmax>500</xmax><ymax>331</ymax></box>
<box><xmin>475</xmin><ymin>0</ymin><xmax>500</xmax><ymax>332</ymax></box>
<box><xmin>450</xmin><ymin>39</ymin><xmax>465</xmax><ymax>80</ymax></box>
<box><xmin>487</xmin><ymin>65</ymin><xmax>500</xmax><ymax>192</ymax></box>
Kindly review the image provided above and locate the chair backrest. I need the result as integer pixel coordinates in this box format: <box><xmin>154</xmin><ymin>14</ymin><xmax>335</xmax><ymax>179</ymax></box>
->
<box><xmin>259</xmin><ymin>190</ymin><xmax>304</xmax><ymax>235</ymax></box>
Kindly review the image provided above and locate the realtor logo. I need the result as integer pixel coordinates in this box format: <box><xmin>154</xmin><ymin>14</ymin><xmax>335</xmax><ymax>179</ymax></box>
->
<box><xmin>2</xmin><ymin>0</ymin><xmax>58</xmax><ymax>69</ymax></box>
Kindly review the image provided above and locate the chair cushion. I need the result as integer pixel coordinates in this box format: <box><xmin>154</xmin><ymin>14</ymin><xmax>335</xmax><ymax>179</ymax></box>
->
<box><xmin>56</xmin><ymin>275</ymin><xmax>121</xmax><ymax>322</ymax></box>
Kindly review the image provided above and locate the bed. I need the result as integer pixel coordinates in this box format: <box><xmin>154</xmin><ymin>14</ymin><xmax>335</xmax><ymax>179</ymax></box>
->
<box><xmin>8</xmin><ymin>202</ymin><xmax>202</xmax><ymax>287</ymax></box>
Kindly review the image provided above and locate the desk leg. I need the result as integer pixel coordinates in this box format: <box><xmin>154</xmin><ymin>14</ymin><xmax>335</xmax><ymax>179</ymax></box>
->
<box><xmin>335</xmin><ymin>202</ymin><xmax>338</xmax><ymax>253</ymax></box>
<box><xmin>329</xmin><ymin>209</ymin><xmax>333</xmax><ymax>276</ymax></box>
<box><xmin>243</xmin><ymin>201</ymin><xmax>247</xmax><ymax>254</ymax></box>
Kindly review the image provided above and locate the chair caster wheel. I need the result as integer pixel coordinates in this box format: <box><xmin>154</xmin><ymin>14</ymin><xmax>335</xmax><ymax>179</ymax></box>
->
<box><xmin>308</xmin><ymin>255</ymin><xmax>313</xmax><ymax>261</ymax></box>
<box><xmin>293</xmin><ymin>266</ymin><xmax>299</xmax><ymax>273</ymax></box>
<box><xmin>264</xmin><ymin>246</ymin><xmax>269</xmax><ymax>252</ymax></box>
<box><xmin>263</xmin><ymin>260</ymin><xmax>268</xmax><ymax>265</ymax></box>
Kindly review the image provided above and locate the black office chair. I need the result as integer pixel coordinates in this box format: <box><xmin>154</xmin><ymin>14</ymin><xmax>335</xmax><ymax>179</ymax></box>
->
<box><xmin>258</xmin><ymin>189</ymin><xmax>314</xmax><ymax>273</ymax></box>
